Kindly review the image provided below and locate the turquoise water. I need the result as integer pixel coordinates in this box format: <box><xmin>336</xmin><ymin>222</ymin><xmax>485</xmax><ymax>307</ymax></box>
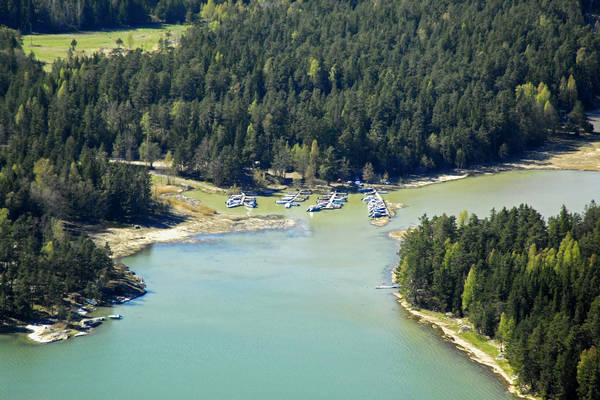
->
<box><xmin>1</xmin><ymin>170</ymin><xmax>599</xmax><ymax>399</ymax></box>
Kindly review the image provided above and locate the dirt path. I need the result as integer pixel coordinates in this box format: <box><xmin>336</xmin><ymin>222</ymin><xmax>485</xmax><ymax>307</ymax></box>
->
<box><xmin>151</xmin><ymin>172</ymin><xmax>226</xmax><ymax>193</ymax></box>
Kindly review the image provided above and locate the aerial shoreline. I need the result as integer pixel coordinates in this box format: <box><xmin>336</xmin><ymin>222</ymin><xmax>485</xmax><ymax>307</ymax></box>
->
<box><xmin>392</xmin><ymin>293</ymin><xmax>539</xmax><ymax>400</ymax></box>
<box><xmin>20</xmin><ymin>128</ymin><xmax>600</xmax><ymax>347</ymax></box>
<box><xmin>397</xmin><ymin>133</ymin><xmax>600</xmax><ymax>190</ymax></box>
<box><xmin>97</xmin><ymin>130</ymin><xmax>600</xmax><ymax>261</ymax></box>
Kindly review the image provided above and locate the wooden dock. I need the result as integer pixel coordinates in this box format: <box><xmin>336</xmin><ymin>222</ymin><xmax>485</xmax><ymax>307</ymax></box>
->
<box><xmin>307</xmin><ymin>191</ymin><xmax>347</xmax><ymax>212</ymax></box>
<box><xmin>362</xmin><ymin>189</ymin><xmax>390</xmax><ymax>219</ymax></box>
<box><xmin>276</xmin><ymin>189</ymin><xmax>311</xmax><ymax>207</ymax></box>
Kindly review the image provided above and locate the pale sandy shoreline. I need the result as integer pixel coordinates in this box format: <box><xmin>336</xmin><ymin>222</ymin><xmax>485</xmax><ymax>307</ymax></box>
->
<box><xmin>392</xmin><ymin>293</ymin><xmax>538</xmax><ymax>400</ymax></box>
<box><xmin>26</xmin><ymin>323</ymin><xmax>81</xmax><ymax>343</ymax></box>
<box><xmin>397</xmin><ymin>133</ymin><xmax>600</xmax><ymax>190</ymax></box>
<box><xmin>88</xmin><ymin>212</ymin><xmax>296</xmax><ymax>259</ymax></box>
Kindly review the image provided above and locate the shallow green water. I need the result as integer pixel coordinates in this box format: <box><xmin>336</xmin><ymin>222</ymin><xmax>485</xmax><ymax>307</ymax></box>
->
<box><xmin>2</xmin><ymin>170</ymin><xmax>599</xmax><ymax>399</ymax></box>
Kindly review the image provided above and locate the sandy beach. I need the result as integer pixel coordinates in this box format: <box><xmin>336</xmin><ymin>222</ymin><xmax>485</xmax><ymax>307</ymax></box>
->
<box><xmin>26</xmin><ymin>323</ymin><xmax>76</xmax><ymax>344</ymax></box>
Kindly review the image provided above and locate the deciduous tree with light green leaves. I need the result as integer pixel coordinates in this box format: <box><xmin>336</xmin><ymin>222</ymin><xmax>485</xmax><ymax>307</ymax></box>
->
<box><xmin>461</xmin><ymin>266</ymin><xmax>476</xmax><ymax>312</ymax></box>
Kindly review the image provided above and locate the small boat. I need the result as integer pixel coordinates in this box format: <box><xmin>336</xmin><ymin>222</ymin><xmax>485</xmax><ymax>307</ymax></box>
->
<box><xmin>108</xmin><ymin>314</ymin><xmax>122</xmax><ymax>320</ymax></box>
<box><xmin>375</xmin><ymin>284</ymin><xmax>399</xmax><ymax>289</ymax></box>
<box><xmin>81</xmin><ymin>316</ymin><xmax>105</xmax><ymax>328</ymax></box>
<box><xmin>226</xmin><ymin>200</ymin><xmax>242</xmax><ymax>208</ymax></box>
<box><xmin>307</xmin><ymin>205</ymin><xmax>321</xmax><ymax>212</ymax></box>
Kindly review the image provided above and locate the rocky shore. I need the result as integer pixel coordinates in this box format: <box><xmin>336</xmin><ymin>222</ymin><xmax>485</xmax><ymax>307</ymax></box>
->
<box><xmin>24</xmin><ymin>262</ymin><xmax>146</xmax><ymax>344</ymax></box>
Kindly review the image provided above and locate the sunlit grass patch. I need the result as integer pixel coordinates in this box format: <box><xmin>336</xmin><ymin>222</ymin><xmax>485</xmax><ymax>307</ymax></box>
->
<box><xmin>23</xmin><ymin>24</ymin><xmax>189</xmax><ymax>65</ymax></box>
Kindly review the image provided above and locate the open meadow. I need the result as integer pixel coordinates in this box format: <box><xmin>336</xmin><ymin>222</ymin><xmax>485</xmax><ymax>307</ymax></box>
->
<box><xmin>23</xmin><ymin>24</ymin><xmax>189</xmax><ymax>65</ymax></box>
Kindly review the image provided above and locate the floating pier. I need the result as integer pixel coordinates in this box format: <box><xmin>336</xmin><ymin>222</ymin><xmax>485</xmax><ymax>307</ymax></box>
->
<box><xmin>362</xmin><ymin>189</ymin><xmax>390</xmax><ymax>219</ymax></box>
<box><xmin>226</xmin><ymin>193</ymin><xmax>257</xmax><ymax>208</ymax></box>
<box><xmin>276</xmin><ymin>189</ymin><xmax>311</xmax><ymax>208</ymax></box>
<box><xmin>306</xmin><ymin>191</ymin><xmax>347</xmax><ymax>212</ymax></box>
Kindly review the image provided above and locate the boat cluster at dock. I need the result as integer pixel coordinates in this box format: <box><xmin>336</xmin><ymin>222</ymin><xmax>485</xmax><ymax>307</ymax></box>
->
<box><xmin>306</xmin><ymin>191</ymin><xmax>348</xmax><ymax>212</ymax></box>
<box><xmin>227</xmin><ymin>187</ymin><xmax>392</xmax><ymax>220</ymax></box>
<box><xmin>275</xmin><ymin>189</ymin><xmax>311</xmax><ymax>208</ymax></box>
<box><xmin>361</xmin><ymin>188</ymin><xmax>390</xmax><ymax>219</ymax></box>
<box><xmin>226</xmin><ymin>193</ymin><xmax>257</xmax><ymax>208</ymax></box>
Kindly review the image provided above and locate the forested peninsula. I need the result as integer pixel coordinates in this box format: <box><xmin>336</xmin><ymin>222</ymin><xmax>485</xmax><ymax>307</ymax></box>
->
<box><xmin>396</xmin><ymin>203</ymin><xmax>600</xmax><ymax>399</ymax></box>
<box><xmin>0</xmin><ymin>28</ymin><xmax>157</xmax><ymax>326</ymax></box>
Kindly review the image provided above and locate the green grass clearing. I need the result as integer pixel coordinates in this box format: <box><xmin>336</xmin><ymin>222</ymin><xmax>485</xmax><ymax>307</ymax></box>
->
<box><xmin>458</xmin><ymin>330</ymin><xmax>515</xmax><ymax>376</ymax></box>
<box><xmin>459</xmin><ymin>331</ymin><xmax>500</xmax><ymax>358</ymax></box>
<box><xmin>23</xmin><ymin>24</ymin><xmax>189</xmax><ymax>65</ymax></box>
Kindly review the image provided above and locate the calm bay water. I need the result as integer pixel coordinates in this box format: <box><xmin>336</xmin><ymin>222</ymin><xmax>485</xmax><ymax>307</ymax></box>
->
<box><xmin>1</xmin><ymin>170</ymin><xmax>599</xmax><ymax>399</ymax></box>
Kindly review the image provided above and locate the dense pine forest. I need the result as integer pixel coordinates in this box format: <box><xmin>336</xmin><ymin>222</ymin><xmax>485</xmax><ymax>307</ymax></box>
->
<box><xmin>0</xmin><ymin>28</ymin><xmax>156</xmax><ymax>321</ymax></box>
<box><xmin>1</xmin><ymin>0</ymin><xmax>203</xmax><ymax>32</ymax></box>
<box><xmin>396</xmin><ymin>203</ymin><xmax>600</xmax><ymax>399</ymax></box>
<box><xmin>5</xmin><ymin>0</ymin><xmax>600</xmax><ymax>187</ymax></box>
<box><xmin>3</xmin><ymin>2</ymin><xmax>600</xmax><ymax>182</ymax></box>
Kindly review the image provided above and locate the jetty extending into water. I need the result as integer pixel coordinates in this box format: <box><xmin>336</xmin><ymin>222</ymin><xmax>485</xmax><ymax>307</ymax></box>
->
<box><xmin>226</xmin><ymin>193</ymin><xmax>257</xmax><ymax>208</ymax></box>
<box><xmin>306</xmin><ymin>191</ymin><xmax>347</xmax><ymax>212</ymax></box>
<box><xmin>362</xmin><ymin>189</ymin><xmax>390</xmax><ymax>219</ymax></box>
<box><xmin>276</xmin><ymin>189</ymin><xmax>311</xmax><ymax>208</ymax></box>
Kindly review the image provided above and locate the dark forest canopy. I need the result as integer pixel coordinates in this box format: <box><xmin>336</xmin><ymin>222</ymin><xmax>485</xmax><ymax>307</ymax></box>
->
<box><xmin>3</xmin><ymin>0</ymin><xmax>599</xmax><ymax>186</ymax></box>
<box><xmin>396</xmin><ymin>203</ymin><xmax>600</xmax><ymax>399</ymax></box>
<box><xmin>0</xmin><ymin>0</ymin><xmax>205</xmax><ymax>32</ymax></box>
<box><xmin>0</xmin><ymin>30</ymin><xmax>156</xmax><ymax>322</ymax></box>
